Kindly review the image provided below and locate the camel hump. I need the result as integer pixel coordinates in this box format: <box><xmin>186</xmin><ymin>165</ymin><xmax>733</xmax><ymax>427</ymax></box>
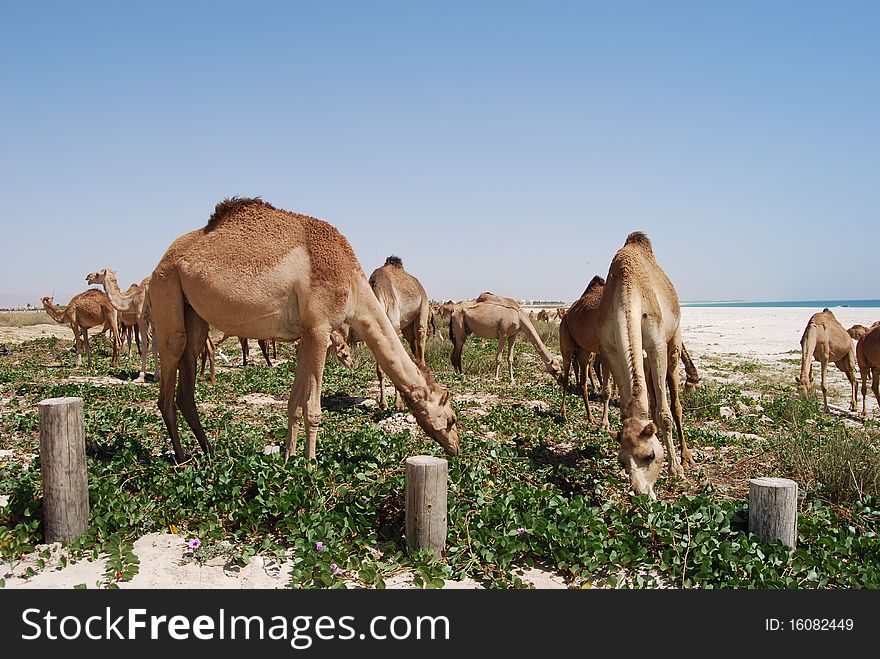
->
<box><xmin>206</xmin><ymin>196</ymin><xmax>276</xmax><ymax>231</ymax></box>
<box><xmin>384</xmin><ymin>255</ymin><xmax>404</xmax><ymax>268</ymax></box>
<box><xmin>624</xmin><ymin>231</ymin><xmax>652</xmax><ymax>248</ymax></box>
<box><xmin>586</xmin><ymin>275</ymin><xmax>605</xmax><ymax>290</ymax></box>
<box><xmin>823</xmin><ymin>307</ymin><xmax>830</xmax><ymax>312</ymax></box>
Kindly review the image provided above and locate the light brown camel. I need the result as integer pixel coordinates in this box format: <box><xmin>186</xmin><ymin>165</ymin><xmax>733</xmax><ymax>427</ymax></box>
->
<box><xmin>559</xmin><ymin>276</ymin><xmax>612</xmax><ymax>427</ymax></box>
<box><xmin>86</xmin><ymin>269</ymin><xmax>157</xmax><ymax>382</ymax></box>
<box><xmin>449</xmin><ymin>292</ymin><xmax>563</xmax><ymax>385</ymax></box>
<box><xmin>856</xmin><ymin>323</ymin><xmax>880</xmax><ymax>417</ymax></box>
<box><xmin>41</xmin><ymin>290</ymin><xmax>121</xmax><ymax>369</ymax></box>
<box><xmin>148</xmin><ymin>197</ymin><xmax>459</xmax><ymax>463</ymax></box>
<box><xmin>555</xmin><ymin>307</ymin><xmax>568</xmax><ymax>320</ymax></box>
<box><xmin>560</xmin><ymin>275</ymin><xmax>701</xmax><ymax>429</ymax></box>
<box><xmin>215</xmin><ymin>333</ymin><xmax>275</xmax><ymax>367</ymax></box>
<box><xmin>847</xmin><ymin>324</ymin><xmax>871</xmax><ymax>341</ymax></box>
<box><xmin>795</xmin><ymin>308</ymin><xmax>858</xmax><ymax>413</ymax></box>
<box><xmin>597</xmin><ymin>232</ymin><xmax>693</xmax><ymax>499</ymax></box>
<box><xmin>368</xmin><ymin>255</ymin><xmax>432</xmax><ymax>411</ymax></box>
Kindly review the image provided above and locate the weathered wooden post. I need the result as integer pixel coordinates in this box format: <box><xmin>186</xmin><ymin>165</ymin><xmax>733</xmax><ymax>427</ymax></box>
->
<box><xmin>405</xmin><ymin>456</ymin><xmax>448</xmax><ymax>559</ymax></box>
<box><xmin>38</xmin><ymin>397</ymin><xmax>90</xmax><ymax>544</ymax></box>
<box><xmin>749</xmin><ymin>477</ymin><xmax>798</xmax><ymax>552</ymax></box>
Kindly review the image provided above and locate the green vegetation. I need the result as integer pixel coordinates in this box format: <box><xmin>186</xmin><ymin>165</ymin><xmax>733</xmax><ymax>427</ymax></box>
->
<box><xmin>0</xmin><ymin>329</ymin><xmax>877</xmax><ymax>589</ymax></box>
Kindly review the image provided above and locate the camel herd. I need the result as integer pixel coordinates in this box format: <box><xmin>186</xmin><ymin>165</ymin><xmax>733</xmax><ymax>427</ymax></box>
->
<box><xmin>38</xmin><ymin>196</ymin><xmax>880</xmax><ymax>498</ymax></box>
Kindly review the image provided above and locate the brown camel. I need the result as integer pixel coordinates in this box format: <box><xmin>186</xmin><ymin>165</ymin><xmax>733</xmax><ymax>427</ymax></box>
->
<box><xmin>148</xmin><ymin>197</ymin><xmax>459</xmax><ymax>463</ymax></box>
<box><xmin>847</xmin><ymin>324</ymin><xmax>872</xmax><ymax>341</ymax></box>
<box><xmin>559</xmin><ymin>276</ymin><xmax>612</xmax><ymax>427</ymax></box>
<box><xmin>368</xmin><ymin>255</ymin><xmax>431</xmax><ymax>411</ymax></box>
<box><xmin>795</xmin><ymin>308</ymin><xmax>858</xmax><ymax>412</ymax></box>
<box><xmin>597</xmin><ymin>232</ymin><xmax>693</xmax><ymax>499</ymax></box>
<box><xmin>41</xmin><ymin>290</ymin><xmax>120</xmax><ymax>369</ymax></box>
<box><xmin>856</xmin><ymin>323</ymin><xmax>880</xmax><ymax>417</ymax></box>
<box><xmin>86</xmin><ymin>269</ymin><xmax>157</xmax><ymax>382</ymax></box>
<box><xmin>560</xmin><ymin>275</ymin><xmax>701</xmax><ymax>428</ymax></box>
<box><xmin>536</xmin><ymin>309</ymin><xmax>550</xmax><ymax>322</ymax></box>
<box><xmin>555</xmin><ymin>307</ymin><xmax>568</xmax><ymax>320</ymax></box>
<box><xmin>449</xmin><ymin>292</ymin><xmax>562</xmax><ymax>385</ymax></box>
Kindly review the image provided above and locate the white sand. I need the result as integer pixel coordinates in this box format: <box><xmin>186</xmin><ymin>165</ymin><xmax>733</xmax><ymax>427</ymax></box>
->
<box><xmin>2</xmin><ymin>306</ymin><xmax>878</xmax><ymax>589</ymax></box>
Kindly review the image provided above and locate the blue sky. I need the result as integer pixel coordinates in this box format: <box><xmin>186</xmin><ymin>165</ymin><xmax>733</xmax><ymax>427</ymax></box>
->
<box><xmin>2</xmin><ymin>1</ymin><xmax>877</xmax><ymax>307</ymax></box>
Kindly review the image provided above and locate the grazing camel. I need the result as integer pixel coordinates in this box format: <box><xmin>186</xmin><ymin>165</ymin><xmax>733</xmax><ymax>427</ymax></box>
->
<box><xmin>86</xmin><ymin>269</ymin><xmax>157</xmax><ymax>382</ymax></box>
<box><xmin>41</xmin><ymin>290</ymin><xmax>121</xmax><ymax>369</ymax></box>
<box><xmin>795</xmin><ymin>309</ymin><xmax>858</xmax><ymax>413</ymax></box>
<box><xmin>856</xmin><ymin>323</ymin><xmax>880</xmax><ymax>417</ymax></box>
<box><xmin>555</xmin><ymin>307</ymin><xmax>568</xmax><ymax>320</ymax></box>
<box><xmin>559</xmin><ymin>276</ymin><xmax>612</xmax><ymax>427</ymax></box>
<box><xmin>449</xmin><ymin>293</ymin><xmax>562</xmax><ymax>385</ymax></box>
<box><xmin>597</xmin><ymin>232</ymin><xmax>693</xmax><ymax>499</ymax></box>
<box><xmin>847</xmin><ymin>324</ymin><xmax>871</xmax><ymax>341</ymax></box>
<box><xmin>368</xmin><ymin>255</ymin><xmax>431</xmax><ymax>411</ymax></box>
<box><xmin>560</xmin><ymin>275</ymin><xmax>701</xmax><ymax>428</ymax></box>
<box><xmin>536</xmin><ymin>309</ymin><xmax>550</xmax><ymax>322</ymax></box>
<box><xmin>148</xmin><ymin>197</ymin><xmax>459</xmax><ymax>463</ymax></box>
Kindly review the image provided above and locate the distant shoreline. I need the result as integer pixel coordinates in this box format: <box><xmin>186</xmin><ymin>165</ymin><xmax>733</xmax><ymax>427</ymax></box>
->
<box><xmin>681</xmin><ymin>299</ymin><xmax>880</xmax><ymax>309</ymax></box>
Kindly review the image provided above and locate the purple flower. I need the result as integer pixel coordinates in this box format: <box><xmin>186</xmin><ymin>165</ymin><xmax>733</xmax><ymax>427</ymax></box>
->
<box><xmin>331</xmin><ymin>563</ymin><xmax>342</xmax><ymax>575</ymax></box>
<box><xmin>186</xmin><ymin>538</ymin><xmax>201</xmax><ymax>550</ymax></box>
<box><xmin>315</xmin><ymin>541</ymin><xmax>325</xmax><ymax>552</ymax></box>
<box><xmin>517</xmin><ymin>527</ymin><xmax>526</xmax><ymax>536</ymax></box>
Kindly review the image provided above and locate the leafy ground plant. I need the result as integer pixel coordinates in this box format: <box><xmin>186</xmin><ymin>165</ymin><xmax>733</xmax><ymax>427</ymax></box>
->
<box><xmin>0</xmin><ymin>330</ymin><xmax>878</xmax><ymax>588</ymax></box>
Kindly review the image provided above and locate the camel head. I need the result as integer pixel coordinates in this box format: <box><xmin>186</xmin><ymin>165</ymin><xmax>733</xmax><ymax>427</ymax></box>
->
<box><xmin>847</xmin><ymin>324</ymin><xmax>869</xmax><ymax>341</ymax></box>
<box><xmin>400</xmin><ymin>367</ymin><xmax>461</xmax><ymax>456</ymax></box>
<box><xmin>40</xmin><ymin>296</ymin><xmax>54</xmax><ymax>306</ymax></box>
<box><xmin>547</xmin><ymin>357</ymin><xmax>564</xmax><ymax>386</ymax></box>
<box><xmin>329</xmin><ymin>329</ymin><xmax>354</xmax><ymax>369</ymax></box>
<box><xmin>86</xmin><ymin>268</ymin><xmax>114</xmax><ymax>286</ymax></box>
<box><xmin>615</xmin><ymin>418</ymin><xmax>665</xmax><ymax>500</ymax></box>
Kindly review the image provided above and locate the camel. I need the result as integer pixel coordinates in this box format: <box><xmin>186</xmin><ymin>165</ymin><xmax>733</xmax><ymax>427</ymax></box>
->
<box><xmin>559</xmin><ymin>276</ymin><xmax>612</xmax><ymax>427</ymax></box>
<box><xmin>555</xmin><ymin>307</ymin><xmax>568</xmax><ymax>320</ymax></box>
<box><xmin>560</xmin><ymin>275</ymin><xmax>702</xmax><ymax>429</ymax></box>
<box><xmin>148</xmin><ymin>197</ymin><xmax>459</xmax><ymax>463</ymax></box>
<box><xmin>41</xmin><ymin>290</ymin><xmax>121</xmax><ymax>369</ymax></box>
<box><xmin>536</xmin><ymin>309</ymin><xmax>550</xmax><ymax>322</ymax></box>
<box><xmin>795</xmin><ymin>308</ymin><xmax>858</xmax><ymax>413</ymax></box>
<box><xmin>368</xmin><ymin>255</ymin><xmax>431</xmax><ymax>411</ymax></box>
<box><xmin>856</xmin><ymin>323</ymin><xmax>880</xmax><ymax>417</ymax></box>
<box><xmin>86</xmin><ymin>269</ymin><xmax>157</xmax><ymax>382</ymax></box>
<box><xmin>597</xmin><ymin>232</ymin><xmax>693</xmax><ymax>499</ymax></box>
<box><xmin>449</xmin><ymin>292</ymin><xmax>562</xmax><ymax>385</ymax></box>
<box><xmin>847</xmin><ymin>324</ymin><xmax>871</xmax><ymax>341</ymax></box>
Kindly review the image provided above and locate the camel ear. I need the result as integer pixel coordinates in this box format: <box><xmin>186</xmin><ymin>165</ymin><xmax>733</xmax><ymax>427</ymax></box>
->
<box><xmin>641</xmin><ymin>422</ymin><xmax>657</xmax><ymax>437</ymax></box>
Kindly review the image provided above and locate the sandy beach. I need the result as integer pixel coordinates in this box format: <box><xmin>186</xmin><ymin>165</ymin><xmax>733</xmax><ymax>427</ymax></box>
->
<box><xmin>2</xmin><ymin>305</ymin><xmax>878</xmax><ymax>589</ymax></box>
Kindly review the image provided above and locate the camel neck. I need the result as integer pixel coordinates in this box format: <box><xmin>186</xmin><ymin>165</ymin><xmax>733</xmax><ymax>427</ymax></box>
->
<box><xmin>517</xmin><ymin>312</ymin><xmax>556</xmax><ymax>366</ymax></box>
<box><xmin>102</xmin><ymin>274</ymin><xmax>136</xmax><ymax>312</ymax></box>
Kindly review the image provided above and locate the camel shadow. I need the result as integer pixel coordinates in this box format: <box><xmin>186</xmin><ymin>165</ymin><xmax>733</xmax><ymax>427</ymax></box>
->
<box><xmin>514</xmin><ymin>436</ymin><xmax>603</xmax><ymax>498</ymax></box>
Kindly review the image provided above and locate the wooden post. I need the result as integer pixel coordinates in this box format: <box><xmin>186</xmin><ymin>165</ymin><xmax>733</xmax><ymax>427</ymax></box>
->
<box><xmin>39</xmin><ymin>397</ymin><xmax>89</xmax><ymax>544</ymax></box>
<box><xmin>405</xmin><ymin>456</ymin><xmax>448</xmax><ymax>560</ymax></box>
<box><xmin>748</xmin><ymin>477</ymin><xmax>798</xmax><ymax>552</ymax></box>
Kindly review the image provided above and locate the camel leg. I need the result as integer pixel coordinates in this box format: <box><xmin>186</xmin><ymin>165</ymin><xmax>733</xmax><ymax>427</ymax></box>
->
<box><xmin>136</xmin><ymin>315</ymin><xmax>151</xmax><ymax>382</ymax></box>
<box><xmin>449</xmin><ymin>313</ymin><xmax>466</xmax><ymax>375</ymax></box>
<box><xmin>258</xmin><ymin>339</ymin><xmax>272</xmax><ymax>367</ymax></box>
<box><xmin>599</xmin><ymin>356</ymin><xmax>611</xmax><ymax>430</ymax></box>
<box><xmin>559</xmin><ymin>346</ymin><xmax>573</xmax><ymax>420</ymax></box>
<box><xmin>871</xmin><ymin>366</ymin><xmax>880</xmax><ymax>417</ymax></box>
<box><xmin>283</xmin><ymin>328</ymin><xmax>329</xmax><ymax>461</ymax></box>
<box><xmin>397</xmin><ymin>324</ymin><xmax>418</xmax><ymax>410</ymax></box>
<box><xmin>668</xmin><ymin>339</ymin><xmax>693</xmax><ymax>469</ymax></box>
<box><xmin>175</xmin><ymin>305</ymin><xmax>212</xmax><ymax>458</ymax></box>
<box><xmin>492</xmin><ymin>332</ymin><xmax>506</xmax><ymax>381</ymax></box>
<box><xmin>578</xmin><ymin>350</ymin><xmax>595</xmax><ymax>425</ymax></box>
<box><xmin>819</xmin><ymin>359</ymin><xmax>830</xmax><ymax>412</ymax></box>
<box><xmin>109</xmin><ymin>314</ymin><xmax>120</xmax><ymax>369</ymax></box>
<box><xmin>648</xmin><ymin>341</ymin><xmax>684</xmax><ymax>478</ymax></box>
<box><xmin>838</xmin><ymin>353</ymin><xmax>858</xmax><ymax>412</ymax></box>
<box><xmin>377</xmin><ymin>363</ymin><xmax>388</xmax><ymax>411</ymax></box>
<box><xmin>240</xmin><ymin>337</ymin><xmax>249</xmax><ymax>367</ymax></box>
<box><xmin>507</xmin><ymin>334</ymin><xmax>517</xmax><ymax>384</ymax></box>
<box><xmin>82</xmin><ymin>326</ymin><xmax>92</xmax><ymax>370</ymax></box>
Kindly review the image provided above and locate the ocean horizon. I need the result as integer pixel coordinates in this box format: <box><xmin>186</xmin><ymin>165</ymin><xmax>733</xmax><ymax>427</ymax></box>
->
<box><xmin>681</xmin><ymin>298</ymin><xmax>880</xmax><ymax>308</ymax></box>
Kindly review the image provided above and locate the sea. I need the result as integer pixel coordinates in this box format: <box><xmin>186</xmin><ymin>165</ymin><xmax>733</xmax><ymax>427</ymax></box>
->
<box><xmin>681</xmin><ymin>299</ymin><xmax>880</xmax><ymax>308</ymax></box>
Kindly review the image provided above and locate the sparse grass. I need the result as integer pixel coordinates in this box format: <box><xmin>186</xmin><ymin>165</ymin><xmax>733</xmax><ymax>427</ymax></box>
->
<box><xmin>0</xmin><ymin>311</ymin><xmax>53</xmax><ymax>327</ymax></box>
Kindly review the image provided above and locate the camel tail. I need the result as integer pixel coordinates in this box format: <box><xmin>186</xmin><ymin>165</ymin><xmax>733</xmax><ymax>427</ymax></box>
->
<box><xmin>798</xmin><ymin>322</ymin><xmax>818</xmax><ymax>386</ymax></box>
<box><xmin>619</xmin><ymin>283</ymin><xmax>646</xmax><ymax>410</ymax></box>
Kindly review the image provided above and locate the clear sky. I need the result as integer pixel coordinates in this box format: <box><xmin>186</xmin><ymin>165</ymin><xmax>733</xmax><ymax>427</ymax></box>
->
<box><xmin>2</xmin><ymin>1</ymin><xmax>877</xmax><ymax>307</ymax></box>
